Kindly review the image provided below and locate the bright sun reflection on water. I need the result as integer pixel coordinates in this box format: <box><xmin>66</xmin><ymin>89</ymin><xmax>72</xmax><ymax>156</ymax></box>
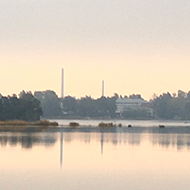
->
<box><xmin>0</xmin><ymin>126</ymin><xmax>190</xmax><ymax>190</ymax></box>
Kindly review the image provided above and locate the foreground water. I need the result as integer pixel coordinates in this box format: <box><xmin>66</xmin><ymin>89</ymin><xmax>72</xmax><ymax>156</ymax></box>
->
<box><xmin>1</xmin><ymin>120</ymin><xmax>190</xmax><ymax>190</ymax></box>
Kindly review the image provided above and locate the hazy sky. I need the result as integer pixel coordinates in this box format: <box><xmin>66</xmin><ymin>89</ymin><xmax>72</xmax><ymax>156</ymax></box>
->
<box><xmin>1</xmin><ymin>0</ymin><xmax>190</xmax><ymax>100</ymax></box>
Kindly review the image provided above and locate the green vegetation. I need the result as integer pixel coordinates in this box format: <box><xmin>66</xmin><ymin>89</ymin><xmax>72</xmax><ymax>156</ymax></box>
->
<box><xmin>34</xmin><ymin>90</ymin><xmax>117</xmax><ymax>119</ymax></box>
<box><xmin>33</xmin><ymin>89</ymin><xmax>190</xmax><ymax>120</ymax></box>
<box><xmin>0</xmin><ymin>91</ymin><xmax>42</xmax><ymax>121</ymax></box>
<box><xmin>69</xmin><ymin>122</ymin><xmax>80</xmax><ymax>127</ymax></box>
<box><xmin>0</xmin><ymin>120</ymin><xmax>58</xmax><ymax>127</ymax></box>
<box><xmin>98</xmin><ymin>122</ymin><xmax>122</xmax><ymax>127</ymax></box>
<box><xmin>98</xmin><ymin>122</ymin><xmax>114</xmax><ymax>127</ymax></box>
<box><xmin>0</xmin><ymin>119</ymin><xmax>58</xmax><ymax>132</ymax></box>
<box><xmin>2</xmin><ymin>89</ymin><xmax>190</xmax><ymax>121</ymax></box>
<box><xmin>34</xmin><ymin>120</ymin><xmax>59</xmax><ymax>126</ymax></box>
<box><xmin>60</xmin><ymin>95</ymin><xmax>117</xmax><ymax>118</ymax></box>
<box><xmin>0</xmin><ymin>120</ymin><xmax>28</xmax><ymax>125</ymax></box>
<box><xmin>153</xmin><ymin>90</ymin><xmax>190</xmax><ymax>120</ymax></box>
<box><xmin>34</xmin><ymin>90</ymin><xmax>62</xmax><ymax>118</ymax></box>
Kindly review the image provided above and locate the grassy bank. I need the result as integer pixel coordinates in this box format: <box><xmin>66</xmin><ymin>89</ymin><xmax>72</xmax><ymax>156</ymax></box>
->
<box><xmin>0</xmin><ymin>120</ymin><xmax>59</xmax><ymax>132</ymax></box>
<box><xmin>0</xmin><ymin>120</ymin><xmax>59</xmax><ymax>126</ymax></box>
<box><xmin>0</xmin><ymin>120</ymin><xmax>59</xmax><ymax>127</ymax></box>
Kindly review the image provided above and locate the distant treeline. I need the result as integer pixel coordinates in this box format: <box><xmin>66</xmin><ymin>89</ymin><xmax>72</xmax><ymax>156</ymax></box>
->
<box><xmin>34</xmin><ymin>89</ymin><xmax>190</xmax><ymax>120</ymax></box>
<box><xmin>34</xmin><ymin>90</ymin><xmax>117</xmax><ymax>119</ymax></box>
<box><xmin>153</xmin><ymin>90</ymin><xmax>190</xmax><ymax>120</ymax></box>
<box><xmin>1</xmin><ymin>89</ymin><xmax>190</xmax><ymax>121</ymax></box>
<box><xmin>0</xmin><ymin>91</ymin><xmax>42</xmax><ymax>121</ymax></box>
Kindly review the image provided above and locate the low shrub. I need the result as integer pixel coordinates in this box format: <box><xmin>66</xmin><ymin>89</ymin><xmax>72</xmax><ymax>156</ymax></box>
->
<box><xmin>69</xmin><ymin>122</ymin><xmax>80</xmax><ymax>127</ymax></box>
<box><xmin>35</xmin><ymin>120</ymin><xmax>59</xmax><ymax>126</ymax></box>
<box><xmin>98</xmin><ymin>122</ymin><xmax>114</xmax><ymax>127</ymax></box>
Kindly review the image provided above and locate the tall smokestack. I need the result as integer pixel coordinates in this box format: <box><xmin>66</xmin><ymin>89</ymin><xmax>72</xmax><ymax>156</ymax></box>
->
<box><xmin>61</xmin><ymin>68</ymin><xmax>64</xmax><ymax>98</ymax></box>
<box><xmin>102</xmin><ymin>80</ymin><xmax>104</xmax><ymax>97</ymax></box>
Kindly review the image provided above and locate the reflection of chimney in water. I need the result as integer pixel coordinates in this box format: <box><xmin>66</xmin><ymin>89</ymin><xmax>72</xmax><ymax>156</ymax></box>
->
<box><xmin>101</xmin><ymin>133</ymin><xmax>104</xmax><ymax>155</ymax></box>
<box><xmin>60</xmin><ymin>132</ymin><xmax>64</xmax><ymax>167</ymax></box>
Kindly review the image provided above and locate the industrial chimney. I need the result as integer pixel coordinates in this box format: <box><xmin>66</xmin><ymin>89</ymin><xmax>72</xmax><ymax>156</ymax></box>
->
<box><xmin>102</xmin><ymin>80</ymin><xmax>104</xmax><ymax>97</ymax></box>
<box><xmin>61</xmin><ymin>68</ymin><xmax>64</xmax><ymax>98</ymax></box>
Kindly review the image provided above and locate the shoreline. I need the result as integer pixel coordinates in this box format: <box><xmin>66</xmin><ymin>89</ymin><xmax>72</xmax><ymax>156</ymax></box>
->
<box><xmin>0</xmin><ymin>120</ymin><xmax>59</xmax><ymax>132</ymax></box>
<box><xmin>0</xmin><ymin>120</ymin><xmax>59</xmax><ymax>126</ymax></box>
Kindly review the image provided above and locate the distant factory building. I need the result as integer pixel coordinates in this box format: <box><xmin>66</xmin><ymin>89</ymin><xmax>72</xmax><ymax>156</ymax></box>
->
<box><xmin>116</xmin><ymin>97</ymin><xmax>154</xmax><ymax>117</ymax></box>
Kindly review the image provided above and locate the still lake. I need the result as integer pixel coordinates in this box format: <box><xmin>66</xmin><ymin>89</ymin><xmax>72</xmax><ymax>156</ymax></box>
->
<box><xmin>1</xmin><ymin>119</ymin><xmax>190</xmax><ymax>190</ymax></box>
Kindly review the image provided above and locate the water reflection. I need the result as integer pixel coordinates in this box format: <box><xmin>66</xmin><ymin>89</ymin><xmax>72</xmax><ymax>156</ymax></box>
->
<box><xmin>58</xmin><ymin>128</ymin><xmax>190</xmax><ymax>155</ymax></box>
<box><xmin>1</xmin><ymin>126</ymin><xmax>190</xmax><ymax>190</ymax></box>
<box><xmin>101</xmin><ymin>133</ymin><xmax>104</xmax><ymax>155</ymax></box>
<box><xmin>0</xmin><ymin>127</ymin><xmax>190</xmax><ymax>162</ymax></box>
<box><xmin>150</xmin><ymin>133</ymin><xmax>190</xmax><ymax>150</ymax></box>
<box><xmin>1</xmin><ymin>127</ymin><xmax>190</xmax><ymax>151</ymax></box>
<box><xmin>60</xmin><ymin>132</ymin><xmax>64</xmax><ymax>167</ymax></box>
<box><xmin>0</xmin><ymin>133</ymin><xmax>57</xmax><ymax>149</ymax></box>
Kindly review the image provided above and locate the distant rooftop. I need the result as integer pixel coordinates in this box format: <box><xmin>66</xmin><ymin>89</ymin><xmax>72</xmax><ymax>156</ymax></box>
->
<box><xmin>116</xmin><ymin>98</ymin><xmax>147</xmax><ymax>104</ymax></box>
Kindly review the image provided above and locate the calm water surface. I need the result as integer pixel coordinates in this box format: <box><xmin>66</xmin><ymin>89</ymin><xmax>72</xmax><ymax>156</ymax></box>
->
<box><xmin>55</xmin><ymin>119</ymin><xmax>190</xmax><ymax>127</ymax></box>
<box><xmin>1</xmin><ymin>120</ymin><xmax>190</xmax><ymax>190</ymax></box>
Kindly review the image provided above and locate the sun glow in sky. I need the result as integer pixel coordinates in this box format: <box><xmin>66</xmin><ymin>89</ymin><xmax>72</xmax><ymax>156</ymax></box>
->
<box><xmin>1</xmin><ymin>0</ymin><xmax>190</xmax><ymax>100</ymax></box>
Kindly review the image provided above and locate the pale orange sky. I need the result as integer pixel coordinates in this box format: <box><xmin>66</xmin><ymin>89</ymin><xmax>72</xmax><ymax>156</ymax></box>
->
<box><xmin>0</xmin><ymin>0</ymin><xmax>190</xmax><ymax>100</ymax></box>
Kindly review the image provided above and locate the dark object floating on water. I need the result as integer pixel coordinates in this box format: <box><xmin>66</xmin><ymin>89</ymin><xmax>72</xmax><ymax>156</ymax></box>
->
<box><xmin>128</xmin><ymin>124</ymin><xmax>132</xmax><ymax>128</ymax></box>
<box><xmin>159</xmin><ymin>125</ymin><xmax>165</xmax><ymax>128</ymax></box>
<box><xmin>118</xmin><ymin>123</ymin><xmax>122</xmax><ymax>127</ymax></box>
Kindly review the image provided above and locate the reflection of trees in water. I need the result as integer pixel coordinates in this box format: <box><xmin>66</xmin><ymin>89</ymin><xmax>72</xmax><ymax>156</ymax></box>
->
<box><xmin>122</xmin><ymin>133</ymin><xmax>141</xmax><ymax>146</ymax></box>
<box><xmin>2</xmin><ymin>130</ymin><xmax>190</xmax><ymax>150</ymax></box>
<box><xmin>64</xmin><ymin>133</ymin><xmax>92</xmax><ymax>144</ymax></box>
<box><xmin>150</xmin><ymin>134</ymin><xmax>190</xmax><ymax>150</ymax></box>
<box><xmin>63</xmin><ymin>132</ymin><xmax>141</xmax><ymax>146</ymax></box>
<box><xmin>0</xmin><ymin>133</ymin><xmax>57</xmax><ymax>149</ymax></box>
<box><xmin>101</xmin><ymin>133</ymin><xmax>141</xmax><ymax>146</ymax></box>
<box><xmin>62</xmin><ymin>130</ymin><xmax>190</xmax><ymax>150</ymax></box>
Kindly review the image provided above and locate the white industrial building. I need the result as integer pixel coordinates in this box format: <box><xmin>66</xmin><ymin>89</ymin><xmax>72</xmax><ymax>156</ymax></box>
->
<box><xmin>116</xmin><ymin>98</ymin><xmax>154</xmax><ymax>117</ymax></box>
